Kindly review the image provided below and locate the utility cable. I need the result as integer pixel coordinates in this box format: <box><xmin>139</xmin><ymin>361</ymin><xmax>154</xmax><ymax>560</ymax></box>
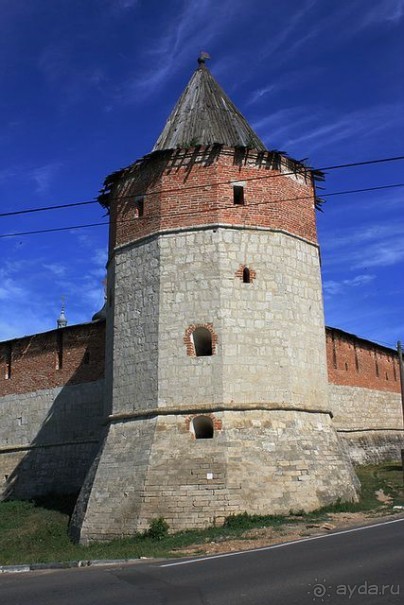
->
<box><xmin>1</xmin><ymin>183</ymin><xmax>403</xmax><ymax>239</ymax></box>
<box><xmin>1</xmin><ymin>155</ymin><xmax>404</xmax><ymax>218</ymax></box>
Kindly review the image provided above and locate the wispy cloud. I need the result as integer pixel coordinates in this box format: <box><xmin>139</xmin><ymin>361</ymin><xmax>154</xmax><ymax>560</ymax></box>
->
<box><xmin>247</xmin><ymin>66</ymin><xmax>322</xmax><ymax>106</ymax></box>
<box><xmin>0</xmin><ymin>277</ymin><xmax>27</xmax><ymax>302</ymax></box>
<box><xmin>353</xmin><ymin>240</ymin><xmax>404</xmax><ymax>269</ymax></box>
<box><xmin>325</xmin><ymin>222</ymin><xmax>404</xmax><ymax>252</ymax></box>
<box><xmin>107</xmin><ymin>0</ymin><xmax>139</xmax><ymax>11</ymax></box>
<box><xmin>323</xmin><ymin>221</ymin><xmax>404</xmax><ymax>271</ymax></box>
<box><xmin>358</xmin><ymin>0</ymin><xmax>404</xmax><ymax>28</ymax></box>
<box><xmin>323</xmin><ymin>274</ymin><xmax>375</xmax><ymax>296</ymax></box>
<box><xmin>287</xmin><ymin>103</ymin><xmax>402</xmax><ymax>152</ymax></box>
<box><xmin>260</xmin><ymin>0</ymin><xmax>319</xmax><ymax>59</ymax></box>
<box><xmin>247</xmin><ymin>85</ymin><xmax>278</xmax><ymax>106</ymax></box>
<box><xmin>42</xmin><ymin>263</ymin><xmax>67</xmax><ymax>277</ymax></box>
<box><xmin>117</xmin><ymin>0</ymin><xmax>242</xmax><ymax>102</ymax></box>
<box><xmin>253</xmin><ymin>101</ymin><xmax>404</xmax><ymax>155</ymax></box>
<box><xmin>29</xmin><ymin>162</ymin><xmax>62</xmax><ymax>194</ymax></box>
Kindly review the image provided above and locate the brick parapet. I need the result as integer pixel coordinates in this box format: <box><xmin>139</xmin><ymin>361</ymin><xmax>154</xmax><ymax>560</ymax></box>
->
<box><xmin>0</xmin><ymin>321</ymin><xmax>105</xmax><ymax>397</ymax></box>
<box><xmin>107</xmin><ymin>146</ymin><xmax>318</xmax><ymax>252</ymax></box>
<box><xmin>326</xmin><ymin>327</ymin><xmax>400</xmax><ymax>393</ymax></box>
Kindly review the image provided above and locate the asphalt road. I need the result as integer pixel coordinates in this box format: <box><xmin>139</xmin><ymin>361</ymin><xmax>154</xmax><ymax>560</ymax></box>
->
<box><xmin>1</xmin><ymin>518</ymin><xmax>403</xmax><ymax>604</ymax></box>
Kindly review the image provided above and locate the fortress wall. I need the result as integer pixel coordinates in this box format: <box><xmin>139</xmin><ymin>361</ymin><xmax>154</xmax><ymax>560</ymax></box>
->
<box><xmin>328</xmin><ymin>384</ymin><xmax>403</xmax><ymax>464</ymax></box>
<box><xmin>0</xmin><ymin>321</ymin><xmax>105</xmax><ymax>396</ymax></box>
<box><xmin>0</xmin><ymin>322</ymin><xmax>106</xmax><ymax>499</ymax></box>
<box><xmin>326</xmin><ymin>328</ymin><xmax>404</xmax><ymax>464</ymax></box>
<box><xmin>326</xmin><ymin>329</ymin><xmax>403</xmax><ymax>463</ymax></box>
<box><xmin>0</xmin><ymin>380</ymin><xmax>105</xmax><ymax>499</ymax></box>
<box><xmin>325</xmin><ymin>327</ymin><xmax>400</xmax><ymax>393</ymax></box>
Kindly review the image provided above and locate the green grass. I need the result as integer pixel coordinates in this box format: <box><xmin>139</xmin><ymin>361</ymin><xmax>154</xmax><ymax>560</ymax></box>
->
<box><xmin>0</xmin><ymin>463</ymin><xmax>403</xmax><ymax>566</ymax></box>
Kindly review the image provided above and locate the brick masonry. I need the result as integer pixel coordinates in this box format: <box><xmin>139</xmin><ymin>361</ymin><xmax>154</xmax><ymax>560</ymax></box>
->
<box><xmin>1</xmin><ymin>147</ymin><xmax>402</xmax><ymax>540</ymax></box>
<box><xmin>325</xmin><ymin>328</ymin><xmax>403</xmax><ymax>464</ymax></box>
<box><xmin>0</xmin><ymin>322</ymin><xmax>106</xmax><ymax>500</ymax></box>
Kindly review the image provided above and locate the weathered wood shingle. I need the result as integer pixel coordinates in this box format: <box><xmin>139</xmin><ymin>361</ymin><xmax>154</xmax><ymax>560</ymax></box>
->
<box><xmin>152</xmin><ymin>59</ymin><xmax>266</xmax><ymax>151</ymax></box>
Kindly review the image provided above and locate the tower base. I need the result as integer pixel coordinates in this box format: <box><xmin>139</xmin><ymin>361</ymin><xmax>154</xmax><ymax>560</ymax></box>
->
<box><xmin>70</xmin><ymin>407</ymin><xmax>359</xmax><ymax>544</ymax></box>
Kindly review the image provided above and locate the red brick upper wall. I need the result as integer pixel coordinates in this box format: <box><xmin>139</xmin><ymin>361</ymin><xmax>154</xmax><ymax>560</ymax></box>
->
<box><xmin>326</xmin><ymin>327</ymin><xmax>400</xmax><ymax>393</ymax></box>
<box><xmin>108</xmin><ymin>146</ymin><xmax>318</xmax><ymax>253</ymax></box>
<box><xmin>0</xmin><ymin>321</ymin><xmax>105</xmax><ymax>397</ymax></box>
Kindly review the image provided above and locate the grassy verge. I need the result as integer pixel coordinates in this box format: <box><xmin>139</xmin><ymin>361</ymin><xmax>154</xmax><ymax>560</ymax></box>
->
<box><xmin>0</xmin><ymin>463</ymin><xmax>403</xmax><ymax>566</ymax></box>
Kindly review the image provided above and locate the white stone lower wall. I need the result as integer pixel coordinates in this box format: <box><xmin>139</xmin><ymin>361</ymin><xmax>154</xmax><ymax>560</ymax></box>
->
<box><xmin>73</xmin><ymin>408</ymin><xmax>359</xmax><ymax>543</ymax></box>
<box><xmin>329</xmin><ymin>383</ymin><xmax>404</xmax><ymax>464</ymax></box>
<box><xmin>0</xmin><ymin>380</ymin><xmax>105</xmax><ymax>499</ymax></box>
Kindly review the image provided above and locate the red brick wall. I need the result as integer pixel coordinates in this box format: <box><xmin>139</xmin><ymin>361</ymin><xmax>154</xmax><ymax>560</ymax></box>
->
<box><xmin>0</xmin><ymin>322</ymin><xmax>105</xmax><ymax>397</ymax></box>
<box><xmin>1</xmin><ymin>323</ymin><xmax>399</xmax><ymax>399</ymax></box>
<box><xmin>326</xmin><ymin>327</ymin><xmax>400</xmax><ymax>393</ymax></box>
<box><xmin>108</xmin><ymin>146</ymin><xmax>318</xmax><ymax>253</ymax></box>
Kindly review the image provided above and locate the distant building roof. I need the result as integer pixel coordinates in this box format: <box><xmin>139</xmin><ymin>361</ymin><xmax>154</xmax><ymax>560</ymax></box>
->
<box><xmin>152</xmin><ymin>56</ymin><xmax>266</xmax><ymax>152</ymax></box>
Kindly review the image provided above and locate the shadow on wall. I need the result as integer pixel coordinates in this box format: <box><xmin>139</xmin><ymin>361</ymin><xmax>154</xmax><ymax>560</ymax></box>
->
<box><xmin>1</xmin><ymin>342</ymin><xmax>108</xmax><ymax>511</ymax></box>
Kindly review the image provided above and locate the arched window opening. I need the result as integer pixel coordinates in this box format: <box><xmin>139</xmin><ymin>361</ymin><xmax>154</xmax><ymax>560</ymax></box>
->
<box><xmin>192</xmin><ymin>327</ymin><xmax>213</xmax><ymax>357</ymax></box>
<box><xmin>243</xmin><ymin>267</ymin><xmax>251</xmax><ymax>283</ymax></box>
<box><xmin>192</xmin><ymin>416</ymin><xmax>214</xmax><ymax>439</ymax></box>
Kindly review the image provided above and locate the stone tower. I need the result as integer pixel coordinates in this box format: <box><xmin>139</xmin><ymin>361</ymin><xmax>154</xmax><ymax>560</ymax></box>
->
<box><xmin>71</xmin><ymin>57</ymin><xmax>358</xmax><ymax>543</ymax></box>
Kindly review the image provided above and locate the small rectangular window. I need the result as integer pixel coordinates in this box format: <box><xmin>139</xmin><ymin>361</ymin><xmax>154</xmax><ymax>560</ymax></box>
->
<box><xmin>134</xmin><ymin>196</ymin><xmax>144</xmax><ymax>218</ymax></box>
<box><xmin>233</xmin><ymin>185</ymin><xmax>245</xmax><ymax>205</ymax></box>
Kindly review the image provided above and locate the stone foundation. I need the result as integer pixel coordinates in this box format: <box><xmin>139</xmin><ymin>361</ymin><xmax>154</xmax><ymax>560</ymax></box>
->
<box><xmin>71</xmin><ymin>408</ymin><xmax>358</xmax><ymax>543</ymax></box>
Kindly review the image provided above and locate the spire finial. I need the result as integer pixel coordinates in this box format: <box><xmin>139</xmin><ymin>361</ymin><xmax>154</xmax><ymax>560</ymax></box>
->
<box><xmin>198</xmin><ymin>51</ymin><xmax>211</xmax><ymax>66</ymax></box>
<box><xmin>57</xmin><ymin>296</ymin><xmax>68</xmax><ymax>329</ymax></box>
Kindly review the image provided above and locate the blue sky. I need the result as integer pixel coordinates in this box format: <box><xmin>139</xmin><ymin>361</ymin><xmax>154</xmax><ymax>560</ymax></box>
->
<box><xmin>0</xmin><ymin>0</ymin><xmax>403</xmax><ymax>348</ymax></box>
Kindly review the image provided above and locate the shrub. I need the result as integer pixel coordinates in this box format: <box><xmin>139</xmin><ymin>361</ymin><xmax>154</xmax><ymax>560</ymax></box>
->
<box><xmin>146</xmin><ymin>517</ymin><xmax>169</xmax><ymax>540</ymax></box>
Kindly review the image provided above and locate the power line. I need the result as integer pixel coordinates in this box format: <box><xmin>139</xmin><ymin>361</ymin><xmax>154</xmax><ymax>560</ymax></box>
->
<box><xmin>0</xmin><ymin>222</ymin><xmax>108</xmax><ymax>239</ymax></box>
<box><xmin>1</xmin><ymin>183</ymin><xmax>403</xmax><ymax>239</ymax></box>
<box><xmin>1</xmin><ymin>155</ymin><xmax>404</xmax><ymax>219</ymax></box>
<box><xmin>0</xmin><ymin>199</ymin><xmax>97</xmax><ymax>218</ymax></box>
<box><xmin>1</xmin><ymin>182</ymin><xmax>403</xmax><ymax>219</ymax></box>
<box><xmin>323</xmin><ymin>183</ymin><xmax>404</xmax><ymax>197</ymax></box>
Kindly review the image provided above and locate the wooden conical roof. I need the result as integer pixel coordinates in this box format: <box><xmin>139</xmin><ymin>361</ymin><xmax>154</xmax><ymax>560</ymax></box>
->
<box><xmin>152</xmin><ymin>58</ymin><xmax>266</xmax><ymax>151</ymax></box>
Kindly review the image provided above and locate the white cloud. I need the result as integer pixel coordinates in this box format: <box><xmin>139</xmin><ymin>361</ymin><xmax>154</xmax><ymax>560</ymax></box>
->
<box><xmin>42</xmin><ymin>263</ymin><xmax>67</xmax><ymax>277</ymax></box>
<box><xmin>353</xmin><ymin>240</ymin><xmax>404</xmax><ymax>269</ymax></box>
<box><xmin>286</xmin><ymin>103</ymin><xmax>402</xmax><ymax>152</ymax></box>
<box><xmin>260</xmin><ymin>0</ymin><xmax>320</xmax><ymax>59</ymax></box>
<box><xmin>323</xmin><ymin>274</ymin><xmax>375</xmax><ymax>296</ymax></box>
<box><xmin>248</xmin><ymin>85</ymin><xmax>277</xmax><ymax>105</ymax></box>
<box><xmin>29</xmin><ymin>162</ymin><xmax>62</xmax><ymax>194</ymax></box>
<box><xmin>358</xmin><ymin>0</ymin><xmax>404</xmax><ymax>27</ymax></box>
<box><xmin>117</xmin><ymin>0</ymin><xmax>243</xmax><ymax>102</ymax></box>
<box><xmin>0</xmin><ymin>278</ymin><xmax>27</xmax><ymax>302</ymax></box>
<box><xmin>252</xmin><ymin>100</ymin><xmax>403</xmax><ymax>156</ymax></box>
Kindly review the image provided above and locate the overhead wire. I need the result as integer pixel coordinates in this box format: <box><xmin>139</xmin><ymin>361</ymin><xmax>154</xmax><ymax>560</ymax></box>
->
<box><xmin>1</xmin><ymin>155</ymin><xmax>404</xmax><ymax>219</ymax></box>
<box><xmin>0</xmin><ymin>182</ymin><xmax>403</xmax><ymax>220</ymax></box>
<box><xmin>1</xmin><ymin>181</ymin><xmax>404</xmax><ymax>239</ymax></box>
<box><xmin>0</xmin><ymin>155</ymin><xmax>403</xmax><ymax>239</ymax></box>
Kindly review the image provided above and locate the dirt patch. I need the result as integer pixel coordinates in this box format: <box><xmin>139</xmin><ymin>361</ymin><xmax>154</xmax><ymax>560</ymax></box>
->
<box><xmin>170</xmin><ymin>510</ymin><xmax>402</xmax><ymax>557</ymax></box>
